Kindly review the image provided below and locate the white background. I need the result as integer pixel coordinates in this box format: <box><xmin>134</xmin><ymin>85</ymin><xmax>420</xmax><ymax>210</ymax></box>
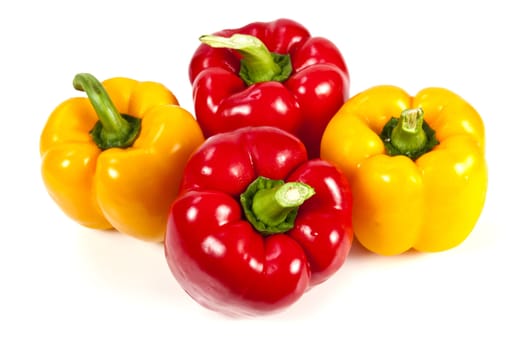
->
<box><xmin>1</xmin><ymin>1</ymin><xmax>523</xmax><ymax>349</ymax></box>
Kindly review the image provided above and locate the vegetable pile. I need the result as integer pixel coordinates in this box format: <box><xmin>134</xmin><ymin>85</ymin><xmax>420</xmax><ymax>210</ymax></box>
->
<box><xmin>39</xmin><ymin>18</ymin><xmax>488</xmax><ymax>316</ymax></box>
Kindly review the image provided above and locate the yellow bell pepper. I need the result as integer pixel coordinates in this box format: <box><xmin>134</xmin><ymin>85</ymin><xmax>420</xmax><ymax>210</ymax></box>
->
<box><xmin>320</xmin><ymin>85</ymin><xmax>488</xmax><ymax>255</ymax></box>
<box><xmin>40</xmin><ymin>73</ymin><xmax>204</xmax><ymax>242</ymax></box>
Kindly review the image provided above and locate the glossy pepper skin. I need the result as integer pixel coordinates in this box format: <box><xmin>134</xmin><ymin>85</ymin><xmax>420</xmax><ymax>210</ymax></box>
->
<box><xmin>189</xmin><ymin>18</ymin><xmax>350</xmax><ymax>158</ymax></box>
<box><xmin>40</xmin><ymin>73</ymin><xmax>204</xmax><ymax>242</ymax></box>
<box><xmin>164</xmin><ymin>126</ymin><xmax>353</xmax><ymax>316</ymax></box>
<box><xmin>320</xmin><ymin>85</ymin><xmax>488</xmax><ymax>255</ymax></box>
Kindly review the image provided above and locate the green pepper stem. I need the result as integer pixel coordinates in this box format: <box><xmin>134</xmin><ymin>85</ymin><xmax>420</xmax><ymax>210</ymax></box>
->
<box><xmin>380</xmin><ymin>107</ymin><xmax>439</xmax><ymax>160</ymax></box>
<box><xmin>253</xmin><ymin>181</ymin><xmax>314</xmax><ymax>223</ymax></box>
<box><xmin>390</xmin><ymin>108</ymin><xmax>428</xmax><ymax>155</ymax></box>
<box><xmin>199</xmin><ymin>34</ymin><xmax>292</xmax><ymax>85</ymax></box>
<box><xmin>240</xmin><ymin>176</ymin><xmax>315</xmax><ymax>235</ymax></box>
<box><xmin>73</xmin><ymin>73</ymin><xmax>141</xmax><ymax>150</ymax></box>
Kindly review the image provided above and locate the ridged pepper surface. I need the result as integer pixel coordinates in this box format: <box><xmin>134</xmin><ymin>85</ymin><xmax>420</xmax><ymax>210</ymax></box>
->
<box><xmin>321</xmin><ymin>85</ymin><xmax>488</xmax><ymax>255</ymax></box>
<box><xmin>40</xmin><ymin>73</ymin><xmax>204</xmax><ymax>242</ymax></box>
<box><xmin>189</xmin><ymin>18</ymin><xmax>349</xmax><ymax>158</ymax></box>
<box><xmin>165</xmin><ymin>126</ymin><xmax>353</xmax><ymax>316</ymax></box>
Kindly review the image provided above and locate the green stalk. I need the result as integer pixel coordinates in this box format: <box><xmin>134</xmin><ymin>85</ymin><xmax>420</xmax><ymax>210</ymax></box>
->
<box><xmin>240</xmin><ymin>176</ymin><xmax>315</xmax><ymax>234</ymax></box>
<box><xmin>73</xmin><ymin>73</ymin><xmax>141</xmax><ymax>150</ymax></box>
<box><xmin>391</xmin><ymin>108</ymin><xmax>427</xmax><ymax>154</ymax></box>
<box><xmin>199</xmin><ymin>34</ymin><xmax>292</xmax><ymax>85</ymax></box>
<box><xmin>380</xmin><ymin>107</ymin><xmax>439</xmax><ymax>160</ymax></box>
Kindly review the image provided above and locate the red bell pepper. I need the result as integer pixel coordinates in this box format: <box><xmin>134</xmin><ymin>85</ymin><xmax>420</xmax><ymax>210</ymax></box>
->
<box><xmin>189</xmin><ymin>18</ymin><xmax>350</xmax><ymax>158</ymax></box>
<box><xmin>164</xmin><ymin>126</ymin><xmax>353</xmax><ymax>316</ymax></box>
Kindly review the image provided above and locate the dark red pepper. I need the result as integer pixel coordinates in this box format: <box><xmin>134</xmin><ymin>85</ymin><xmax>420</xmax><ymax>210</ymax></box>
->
<box><xmin>164</xmin><ymin>126</ymin><xmax>353</xmax><ymax>316</ymax></box>
<box><xmin>189</xmin><ymin>18</ymin><xmax>350</xmax><ymax>158</ymax></box>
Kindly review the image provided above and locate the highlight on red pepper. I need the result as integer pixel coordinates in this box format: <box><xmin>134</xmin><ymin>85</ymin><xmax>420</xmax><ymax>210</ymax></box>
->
<box><xmin>39</xmin><ymin>73</ymin><xmax>205</xmax><ymax>242</ymax></box>
<box><xmin>188</xmin><ymin>18</ymin><xmax>350</xmax><ymax>158</ymax></box>
<box><xmin>164</xmin><ymin>126</ymin><xmax>353</xmax><ymax>316</ymax></box>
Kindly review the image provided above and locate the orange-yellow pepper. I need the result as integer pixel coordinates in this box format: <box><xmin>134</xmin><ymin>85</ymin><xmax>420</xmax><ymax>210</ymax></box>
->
<box><xmin>40</xmin><ymin>73</ymin><xmax>204</xmax><ymax>242</ymax></box>
<box><xmin>320</xmin><ymin>85</ymin><xmax>488</xmax><ymax>255</ymax></box>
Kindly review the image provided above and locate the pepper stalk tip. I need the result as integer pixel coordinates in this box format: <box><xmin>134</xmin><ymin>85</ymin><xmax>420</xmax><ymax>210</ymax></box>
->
<box><xmin>380</xmin><ymin>107</ymin><xmax>439</xmax><ymax>160</ymax></box>
<box><xmin>198</xmin><ymin>33</ymin><xmax>292</xmax><ymax>85</ymax></box>
<box><xmin>240</xmin><ymin>176</ymin><xmax>315</xmax><ymax>235</ymax></box>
